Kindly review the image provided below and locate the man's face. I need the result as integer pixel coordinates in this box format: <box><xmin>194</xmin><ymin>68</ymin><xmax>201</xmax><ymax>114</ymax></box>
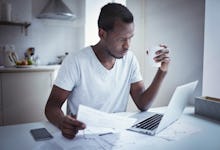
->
<box><xmin>103</xmin><ymin>20</ymin><xmax>134</xmax><ymax>59</ymax></box>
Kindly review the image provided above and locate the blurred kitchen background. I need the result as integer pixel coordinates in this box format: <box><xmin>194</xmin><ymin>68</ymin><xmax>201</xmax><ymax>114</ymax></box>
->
<box><xmin>0</xmin><ymin>0</ymin><xmax>219</xmax><ymax>125</ymax></box>
<box><xmin>0</xmin><ymin>0</ymin><xmax>85</xmax><ymax>65</ymax></box>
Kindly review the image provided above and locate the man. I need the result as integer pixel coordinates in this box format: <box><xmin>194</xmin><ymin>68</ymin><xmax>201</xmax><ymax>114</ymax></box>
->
<box><xmin>45</xmin><ymin>3</ymin><xmax>170</xmax><ymax>139</ymax></box>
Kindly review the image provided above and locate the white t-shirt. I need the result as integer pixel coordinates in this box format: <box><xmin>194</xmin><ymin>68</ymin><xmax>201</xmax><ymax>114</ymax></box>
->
<box><xmin>54</xmin><ymin>46</ymin><xmax>142</xmax><ymax>114</ymax></box>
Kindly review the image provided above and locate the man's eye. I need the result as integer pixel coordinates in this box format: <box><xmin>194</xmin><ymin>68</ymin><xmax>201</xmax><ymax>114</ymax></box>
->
<box><xmin>119</xmin><ymin>38</ymin><xmax>126</xmax><ymax>42</ymax></box>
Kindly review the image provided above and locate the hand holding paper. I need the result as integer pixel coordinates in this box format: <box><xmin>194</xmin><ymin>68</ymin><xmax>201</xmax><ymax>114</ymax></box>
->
<box><xmin>77</xmin><ymin>105</ymin><xmax>137</xmax><ymax>130</ymax></box>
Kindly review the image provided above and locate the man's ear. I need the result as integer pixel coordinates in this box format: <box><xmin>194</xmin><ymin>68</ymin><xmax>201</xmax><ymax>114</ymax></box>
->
<box><xmin>98</xmin><ymin>28</ymin><xmax>107</xmax><ymax>39</ymax></box>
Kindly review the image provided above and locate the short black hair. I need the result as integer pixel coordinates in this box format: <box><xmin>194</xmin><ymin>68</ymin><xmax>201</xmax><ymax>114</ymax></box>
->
<box><xmin>98</xmin><ymin>3</ymin><xmax>133</xmax><ymax>32</ymax></box>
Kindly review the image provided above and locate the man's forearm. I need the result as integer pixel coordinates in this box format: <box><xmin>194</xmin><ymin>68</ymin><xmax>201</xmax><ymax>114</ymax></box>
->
<box><xmin>45</xmin><ymin>105</ymin><xmax>65</xmax><ymax>129</ymax></box>
<box><xmin>138</xmin><ymin>68</ymin><xmax>167</xmax><ymax>111</ymax></box>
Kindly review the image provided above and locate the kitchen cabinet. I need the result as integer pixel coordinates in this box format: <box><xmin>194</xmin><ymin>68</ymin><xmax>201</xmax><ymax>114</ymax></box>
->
<box><xmin>0</xmin><ymin>66</ymin><xmax>60</xmax><ymax>126</ymax></box>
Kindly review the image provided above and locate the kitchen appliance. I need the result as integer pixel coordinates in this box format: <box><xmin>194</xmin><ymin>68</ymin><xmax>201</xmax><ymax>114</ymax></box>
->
<box><xmin>37</xmin><ymin>0</ymin><xmax>76</xmax><ymax>20</ymax></box>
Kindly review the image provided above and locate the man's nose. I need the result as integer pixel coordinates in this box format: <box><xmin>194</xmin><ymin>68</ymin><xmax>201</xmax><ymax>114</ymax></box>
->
<box><xmin>123</xmin><ymin>40</ymin><xmax>130</xmax><ymax>49</ymax></box>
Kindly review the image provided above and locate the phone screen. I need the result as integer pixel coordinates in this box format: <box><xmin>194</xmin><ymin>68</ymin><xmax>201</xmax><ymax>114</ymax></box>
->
<box><xmin>30</xmin><ymin>128</ymin><xmax>53</xmax><ymax>141</ymax></box>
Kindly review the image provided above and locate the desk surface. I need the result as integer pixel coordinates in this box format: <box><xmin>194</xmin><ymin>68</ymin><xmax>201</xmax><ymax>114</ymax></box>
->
<box><xmin>0</xmin><ymin>107</ymin><xmax>220</xmax><ymax>150</ymax></box>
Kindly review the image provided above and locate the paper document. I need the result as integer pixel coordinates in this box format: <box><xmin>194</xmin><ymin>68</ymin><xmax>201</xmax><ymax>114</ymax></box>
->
<box><xmin>33</xmin><ymin>128</ymin><xmax>162</xmax><ymax>150</ymax></box>
<box><xmin>156</xmin><ymin>120</ymin><xmax>201</xmax><ymax>141</ymax></box>
<box><xmin>77</xmin><ymin>105</ymin><xmax>137</xmax><ymax>130</ymax></box>
<box><xmin>32</xmin><ymin>131</ymin><xmax>115</xmax><ymax>150</ymax></box>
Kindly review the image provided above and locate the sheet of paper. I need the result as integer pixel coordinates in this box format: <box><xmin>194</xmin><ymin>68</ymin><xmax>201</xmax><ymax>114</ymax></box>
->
<box><xmin>156</xmin><ymin>120</ymin><xmax>201</xmax><ymax>141</ymax></box>
<box><xmin>32</xmin><ymin>128</ymin><xmax>163</xmax><ymax>150</ymax></box>
<box><xmin>82</xmin><ymin>126</ymin><xmax>115</xmax><ymax>134</ymax></box>
<box><xmin>77</xmin><ymin>105</ymin><xmax>137</xmax><ymax>130</ymax></box>
<box><xmin>32</xmin><ymin>131</ymin><xmax>115</xmax><ymax>150</ymax></box>
<box><xmin>32</xmin><ymin>140</ymin><xmax>63</xmax><ymax>150</ymax></box>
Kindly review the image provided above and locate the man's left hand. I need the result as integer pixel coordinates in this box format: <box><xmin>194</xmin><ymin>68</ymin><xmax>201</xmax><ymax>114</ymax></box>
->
<box><xmin>154</xmin><ymin>44</ymin><xmax>171</xmax><ymax>72</ymax></box>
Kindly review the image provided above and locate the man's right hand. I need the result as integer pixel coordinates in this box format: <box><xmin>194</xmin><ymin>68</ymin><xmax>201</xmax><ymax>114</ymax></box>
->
<box><xmin>59</xmin><ymin>115</ymin><xmax>86</xmax><ymax>139</ymax></box>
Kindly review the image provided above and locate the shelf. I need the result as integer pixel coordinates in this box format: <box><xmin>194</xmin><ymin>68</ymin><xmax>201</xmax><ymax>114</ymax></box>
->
<box><xmin>0</xmin><ymin>21</ymin><xmax>31</xmax><ymax>36</ymax></box>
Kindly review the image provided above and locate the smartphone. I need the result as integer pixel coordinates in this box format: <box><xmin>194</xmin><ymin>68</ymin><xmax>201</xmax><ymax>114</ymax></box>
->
<box><xmin>30</xmin><ymin>128</ymin><xmax>53</xmax><ymax>141</ymax></box>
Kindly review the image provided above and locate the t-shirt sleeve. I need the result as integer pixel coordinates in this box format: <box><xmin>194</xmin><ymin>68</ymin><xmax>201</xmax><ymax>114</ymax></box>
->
<box><xmin>129</xmin><ymin>54</ymin><xmax>143</xmax><ymax>84</ymax></box>
<box><xmin>54</xmin><ymin>54</ymin><xmax>80</xmax><ymax>91</ymax></box>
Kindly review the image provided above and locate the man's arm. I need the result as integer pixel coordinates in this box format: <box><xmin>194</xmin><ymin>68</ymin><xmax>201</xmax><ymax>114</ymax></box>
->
<box><xmin>130</xmin><ymin>69</ymin><xmax>167</xmax><ymax>111</ymax></box>
<box><xmin>45</xmin><ymin>85</ymin><xmax>69</xmax><ymax>127</ymax></box>
<box><xmin>45</xmin><ymin>85</ymin><xmax>86</xmax><ymax>139</ymax></box>
<box><xmin>130</xmin><ymin>45</ymin><xmax>170</xmax><ymax>111</ymax></box>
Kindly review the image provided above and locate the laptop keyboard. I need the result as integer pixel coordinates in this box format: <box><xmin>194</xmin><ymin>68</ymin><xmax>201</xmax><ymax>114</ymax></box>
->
<box><xmin>132</xmin><ymin>114</ymin><xmax>163</xmax><ymax>130</ymax></box>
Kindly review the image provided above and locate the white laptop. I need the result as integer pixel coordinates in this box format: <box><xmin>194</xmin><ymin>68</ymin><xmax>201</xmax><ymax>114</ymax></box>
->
<box><xmin>128</xmin><ymin>80</ymin><xmax>198</xmax><ymax>135</ymax></box>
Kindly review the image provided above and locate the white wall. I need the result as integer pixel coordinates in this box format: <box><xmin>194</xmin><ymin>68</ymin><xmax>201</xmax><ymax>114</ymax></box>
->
<box><xmin>0</xmin><ymin>0</ymin><xmax>85</xmax><ymax>65</ymax></box>
<box><xmin>85</xmin><ymin>0</ymin><xmax>112</xmax><ymax>47</ymax></box>
<box><xmin>84</xmin><ymin>0</ymin><xmax>126</xmax><ymax>47</ymax></box>
<box><xmin>203</xmin><ymin>0</ymin><xmax>220</xmax><ymax>98</ymax></box>
<box><xmin>127</xmin><ymin>0</ymin><xmax>204</xmax><ymax>110</ymax></box>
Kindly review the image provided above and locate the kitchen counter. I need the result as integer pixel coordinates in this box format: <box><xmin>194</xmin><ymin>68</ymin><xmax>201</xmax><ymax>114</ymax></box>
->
<box><xmin>0</xmin><ymin>65</ymin><xmax>60</xmax><ymax>73</ymax></box>
<box><xmin>0</xmin><ymin>65</ymin><xmax>61</xmax><ymax>126</ymax></box>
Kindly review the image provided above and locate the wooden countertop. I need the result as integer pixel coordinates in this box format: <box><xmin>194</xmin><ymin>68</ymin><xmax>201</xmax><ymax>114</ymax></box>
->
<box><xmin>0</xmin><ymin>65</ymin><xmax>60</xmax><ymax>73</ymax></box>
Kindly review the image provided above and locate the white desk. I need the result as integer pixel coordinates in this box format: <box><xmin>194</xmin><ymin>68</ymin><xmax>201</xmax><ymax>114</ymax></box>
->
<box><xmin>0</xmin><ymin>107</ymin><xmax>220</xmax><ymax>150</ymax></box>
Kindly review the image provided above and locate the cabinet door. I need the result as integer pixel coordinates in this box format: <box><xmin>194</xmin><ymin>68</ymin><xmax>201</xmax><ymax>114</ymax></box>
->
<box><xmin>0</xmin><ymin>74</ymin><xmax>3</xmax><ymax>125</ymax></box>
<box><xmin>2</xmin><ymin>71</ymin><xmax>53</xmax><ymax>125</ymax></box>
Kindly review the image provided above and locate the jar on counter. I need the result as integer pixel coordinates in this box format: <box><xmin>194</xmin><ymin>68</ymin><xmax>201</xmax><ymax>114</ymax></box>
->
<box><xmin>1</xmin><ymin>2</ymin><xmax>12</xmax><ymax>21</ymax></box>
